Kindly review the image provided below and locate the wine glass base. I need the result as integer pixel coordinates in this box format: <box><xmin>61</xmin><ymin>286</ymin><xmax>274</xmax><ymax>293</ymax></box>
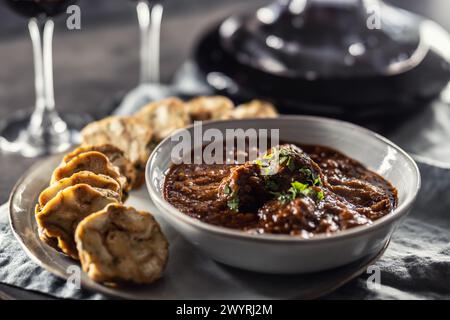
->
<box><xmin>0</xmin><ymin>109</ymin><xmax>92</xmax><ymax>157</ymax></box>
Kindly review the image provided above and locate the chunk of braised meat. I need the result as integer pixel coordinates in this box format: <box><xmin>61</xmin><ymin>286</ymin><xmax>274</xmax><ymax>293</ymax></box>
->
<box><xmin>305</xmin><ymin>145</ymin><xmax>395</xmax><ymax>220</ymax></box>
<box><xmin>218</xmin><ymin>163</ymin><xmax>268</xmax><ymax>211</ymax></box>
<box><xmin>257</xmin><ymin>197</ymin><xmax>318</xmax><ymax>236</ymax></box>
<box><xmin>258</xmin><ymin>144</ymin><xmax>327</xmax><ymax>192</ymax></box>
<box><xmin>258</xmin><ymin>193</ymin><xmax>371</xmax><ymax>236</ymax></box>
<box><xmin>331</xmin><ymin>179</ymin><xmax>393</xmax><ymax>220</ymax></box>
<box><xmin>316</xmin><ymin>194</ymin><xmax>372</xmax><ymax>231</ymax></box>
<box><xmin>218</xmin><ymin>144</ymin><xmax>329</xmax><ymax>213</ymax></box>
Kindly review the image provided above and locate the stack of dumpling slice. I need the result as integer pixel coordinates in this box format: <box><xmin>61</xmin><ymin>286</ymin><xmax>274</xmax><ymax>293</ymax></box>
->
<box><xmin>35</xmin><ymin>144</ymin><xmax>169</xmax><ymax>285</ymax></box>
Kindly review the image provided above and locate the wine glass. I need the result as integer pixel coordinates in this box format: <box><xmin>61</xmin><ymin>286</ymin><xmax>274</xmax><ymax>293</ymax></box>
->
<box><xmin>114</xmin><ymin>0</ymin><xmax>172</xmax><ymax>116</ymax></box>
<box><xmin>0</xmin><ymin>0</ymin><xmax>81</xmax><ymax>157</ymax></box>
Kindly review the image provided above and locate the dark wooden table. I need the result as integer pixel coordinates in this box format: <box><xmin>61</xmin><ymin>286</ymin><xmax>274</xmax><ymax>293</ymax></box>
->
<box><xmin>1</xmin><ymin>0</ymin><xmax>449</xmax><ymax>299</ymax></box>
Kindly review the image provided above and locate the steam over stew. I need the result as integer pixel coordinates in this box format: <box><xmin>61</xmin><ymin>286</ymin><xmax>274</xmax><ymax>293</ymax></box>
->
<box><xmin>164</xmin><ymin>144</ymin><xmax>398</xmax><ymax>237</ymax></box>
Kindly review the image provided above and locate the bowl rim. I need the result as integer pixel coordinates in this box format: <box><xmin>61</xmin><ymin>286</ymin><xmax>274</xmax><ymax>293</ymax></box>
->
<box><xmin>146</xmin><ymin>115</ymin><xmax>421</xmax><ymax>243</ymax></box>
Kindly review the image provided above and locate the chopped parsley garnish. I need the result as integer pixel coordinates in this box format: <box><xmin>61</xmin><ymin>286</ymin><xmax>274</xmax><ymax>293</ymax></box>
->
<box><xmin>223</xmin><ymin>184</ymin><xmax>240</xmax><ymax>212</ymax></box>
<box><xmin>227</xmin><ymin>197</ymin><xmax>240</xmax><ymax>212</ymax></box>
<box><xmin>298</xmin><ymin>167</ymin><xmax>312</xmax><ymax>179</ymax></box>
<box><xmin>279</xmin><ymin>148</ymin><xmax>296</xmax><ymax>171</ymax></box>
<box><xmin>276</xmin><ymin>192</ymin><xmax>293</xmax><ymax>204</ymax></box>
<box><xmin>274</xmin><ymin>181</ymin><xmax>325</xmax><ymax>204</ymax></box>
<box><xmin>255</xmin><ymin>146</ymin><xmax>298</xmax><ymax>175</ymax></box>
<box><xmin>314</xmin><ymin>177</ymin><xmax>322</xmax><ymax>186</ymax></box>
<box><xmin>223</xmin><ymin>185</ymin><xmax>232</xmax><ymax>195</ymax></box>
<box><xmin>254</xmin><ymin>159</ymin><xmax>263</xmax><ymax>167</ymax></box>
<box><xmin>298</xmin><ymin>167</ymin><xmax>322</xmax><ymax>186</ymax></box>
<box><xmin>290</xmin><ymin>181</ymin><xmax>313</xmax><ymax>198</ymax></box>
<box><xmin>316</xmin><ymin>190</ymin><xmax>325</xmax><ymax>201</ymax></box>
<box><xmin>253</xmin><ymin>146</ymin><xmax>325</xmax><ymax>204</ymax></box>
<box><xmin>286</xmin><ymin>157</ymin><xmax>296</xmax><ymax>171</ymax></box>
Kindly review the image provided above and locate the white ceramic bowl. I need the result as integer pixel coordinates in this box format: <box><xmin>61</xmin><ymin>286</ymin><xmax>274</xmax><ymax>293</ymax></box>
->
<box><xmin>146</xmin><ymin>116</ymin><xmax>421</xmax><ymax>274</ymax></box>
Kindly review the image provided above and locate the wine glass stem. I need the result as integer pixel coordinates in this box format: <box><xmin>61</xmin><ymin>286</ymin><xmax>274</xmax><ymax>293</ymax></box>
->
<box><xmin>137</xmin><ymin>1</ymin><xmax>163</xmax><ymax>85</ymax></box>
<box><xmin>27</xmin><ymin>17</ymin><xmax>67</xmax><ymax>140</ymax></box>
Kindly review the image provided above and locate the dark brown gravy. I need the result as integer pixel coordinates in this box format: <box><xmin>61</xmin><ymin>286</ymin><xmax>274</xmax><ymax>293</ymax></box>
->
<box><xmin>164</xmin><ymin>144</ymin><xmax>398</xmax><ymax>237</ymax></box>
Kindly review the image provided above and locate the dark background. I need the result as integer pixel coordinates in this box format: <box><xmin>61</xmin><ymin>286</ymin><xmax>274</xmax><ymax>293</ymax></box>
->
<box><xmin>1</xmin><ymin>0</ymin><xmax>450</xmax><ymax>204</ymax></box>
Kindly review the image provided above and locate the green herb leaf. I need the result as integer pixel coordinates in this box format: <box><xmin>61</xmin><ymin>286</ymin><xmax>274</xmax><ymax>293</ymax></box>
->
<box><xmin>227</xmin><ymin>197</ymin><xmax>240</xmax><ymax>212</ymax></box>
<box><xmin>317</xmin><ymin>190</ymin><xmax>325</xmax><ymax>201</ymax></box>
<box><xmin>299</xmin><ymin>167</ymin><xmax>312</xmax><ymax>179</ymax></box>
<box><xmin>223</xmin><ymin>185</ymin><xmax>232</xmax><ymax>195</ymax></box>
<box><xmin>274</xmin><ymin>192</ymin><xmax>290</xmax><ymax>204</ymax></box>
<box><xmin>286</xmin><ymin>157</ymin><xmax>296</xmax><ymax>171</ymax></box>
<box><xmin>298</xmin><ymin>167</ymin><xmax>322</xmax><ymax>186</ymax></box>
<box><xmin>291</xmin><ymin>181</ymin><xmax>309</xmax><ymax>193</ymax></box>
<box><xmin>313</xmin><ymin>177</ymin><xmax>322</xmax><ymax>186</ymax></box>
<box><xmin>275</xmin><ymin>181</ymin><xmax>325</xmax><ymax>204</ymax></box>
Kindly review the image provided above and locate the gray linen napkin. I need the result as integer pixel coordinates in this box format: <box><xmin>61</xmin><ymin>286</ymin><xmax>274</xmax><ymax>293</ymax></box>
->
<box><xmin>0</xmin><ymin>204</ymin><xmax>105</xmax><ymax>299</ymax></box>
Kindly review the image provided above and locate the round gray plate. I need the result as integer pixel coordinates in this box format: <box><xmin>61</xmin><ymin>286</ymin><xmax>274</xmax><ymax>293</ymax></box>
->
<box><xmin>9</xmin><ymin>155</ymin><xmax>389</xmax><ymax>299</ymax></box>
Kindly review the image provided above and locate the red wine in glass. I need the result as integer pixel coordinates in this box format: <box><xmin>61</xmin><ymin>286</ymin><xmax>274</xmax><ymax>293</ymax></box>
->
<box><xmin>0</xmin><ymin>0</ymin><xmax>80</xmax><ymax>157</ymax></box>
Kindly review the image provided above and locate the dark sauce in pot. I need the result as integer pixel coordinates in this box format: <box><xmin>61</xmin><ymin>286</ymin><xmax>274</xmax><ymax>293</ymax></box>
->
<box><xmin>164</xmin><ymin>144</ymin><xmax>397</xmax><ymax>238</ymax></box>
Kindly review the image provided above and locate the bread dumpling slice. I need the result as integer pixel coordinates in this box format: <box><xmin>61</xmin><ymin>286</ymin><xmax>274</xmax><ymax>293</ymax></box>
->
<box><xmin>81</xmin><ymin>116</ymin><xmax>153</xmax><ymax>186</ymax></box>
<box><xmin>64</xmin><ymin>144</ymin><xmax>136</xmax><ymax>191</ymax></box>
<box><xmin>135</xmin><ymin>97</ymin><xmax>190</xmax><ymax>141</ymax></box>
<box><xmin>36</xmin><ymin>184</ymin><xmax>120</xmax><ymax>259</ymax></box>
<box><xmin>51</xmin><ymin>151</ymin><xmax>126</xmax><ymax>193</ymax></box>
<box><xmin>230</xmin><ymin>100</ymin><xmax>278</xmax><ymax>119</ymax></box>
<box><xmin>38</xmin><ymin>171</ymin><xmax>121</xmax><ymax>208</ymax></box>
<box><xmin>186</xmin><ymin>96</ymin><xmax>234</xmax><ymax>121</ymax></box>
<box><xmin>75</xmin><ymin>203</ymin><xmax>169</xmax><ymax>285</ymax></box>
